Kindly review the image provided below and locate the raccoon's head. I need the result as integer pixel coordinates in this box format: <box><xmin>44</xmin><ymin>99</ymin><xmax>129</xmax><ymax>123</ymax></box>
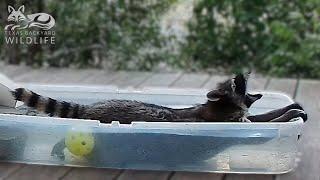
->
<box><xmin>204</xmin><ymin>72</ymin><xmax>262</xmax><ymax>121</ymax></box>
<box><xmin>7</xmin><ymin>5</ymin><xmax>27</xmax><ymax>22</ymax></box>
<box><xmin>207</xmin><ymin>72</ymin><xmax>262</xmax><ymax>108</ymax></box>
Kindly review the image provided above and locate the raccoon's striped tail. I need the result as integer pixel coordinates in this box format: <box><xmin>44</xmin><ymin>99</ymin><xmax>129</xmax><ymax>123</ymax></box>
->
<box><xmin>12</xmin><ymin>88</ymin><xmax>86</xmax><ymax>118</ymax></box>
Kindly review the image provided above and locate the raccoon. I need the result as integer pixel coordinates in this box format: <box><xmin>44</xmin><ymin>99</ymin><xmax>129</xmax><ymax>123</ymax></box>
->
<box><xmin>11</xmin><ymin>73</ymin><xmax>307</xmax><ymax>123</ymax></box>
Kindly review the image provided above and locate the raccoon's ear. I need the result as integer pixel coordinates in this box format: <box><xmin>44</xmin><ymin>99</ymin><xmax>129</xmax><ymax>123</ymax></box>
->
<box><xmin>18</xmin><ymin>5</ymin><xmax>24</xmax><ymax>13</ymax></box>
<box><xmin>234</xmin><ymin>72</ymin><xmax>250</xmax><ymax>95</ymax></box>
<box><xmin>8</xmin><ymin>5</ymin><xmax>15</xmax><ymax>14</ymax></box>
<box><xmin>207</xmin><ymin>89</ymin><xmax>227</xmax><ymax>102</ymax></box>
<box><xmin>245</xmin><ymin>93</ymin><xmax>263</xmax><ymax>107</ymax></box>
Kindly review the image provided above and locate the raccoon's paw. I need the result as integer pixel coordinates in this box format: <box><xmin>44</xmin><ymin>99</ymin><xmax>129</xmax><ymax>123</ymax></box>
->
<box><xmin>288</xmin><ymin>103</ymin><xmax>307</xmax><ymax>122</ymax></box>
<box><xmin>288</xmin><ymin>103</ymin><xmax>304</xmax><ymax>111</ymax></box>
<box><xmin>240</xmin><ymin>117</ymin><xmax>252</xmax><ymax>123</ymax></box>
<box><xmin>296</xmin><ymin>110</ymin><xmax>308</xmax><ymax>122</ymax></box>
<box><xmin>270</xmin><ymin>109</ymin><xmax>307</xmax><ymax>122</ymax></box>
<box><xmin>286</xmin><ymin>109</ymin><xmax>307</xmax><ymax>122</ymax></box>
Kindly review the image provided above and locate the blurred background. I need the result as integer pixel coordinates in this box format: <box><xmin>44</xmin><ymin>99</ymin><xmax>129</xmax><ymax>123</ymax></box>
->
<box><xmin>0</xmin><ymin>0</ymin><xmax>319</xmax><ymax>79</ymax></box>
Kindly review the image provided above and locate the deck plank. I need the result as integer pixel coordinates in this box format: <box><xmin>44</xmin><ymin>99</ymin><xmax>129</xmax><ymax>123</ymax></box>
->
<box><xmin>12</xmin><ymin>69</ymin><xmax>51</xmax><ymax>82</ymax></box>
<box><xmin>293</xmin><ymin>79</ymin><xmax>320</xmax><ymax>108</ymax></box>
<box><xmin>108</xmin><ymin>71</ymin><xmax>152</xmax><ymax>88</ymax></box>
<box><xmin>61</xmin><ymin>168</ymin><xmax>123</xmax><ymax>180</ymax></box>
<box><xmin>170</xmin><ymin>172</ymin><xmax>223</xmax><ymax>180</ymax></box>
<box><xmin>0</xmin><ymin>65</ymin><xmax>32</xmax><ymax>78</ymax></box>
<box><xmin>117</xmin><ymin>170</ymin><xmax>172</xmax><ymax>180</ymax></box>
<box><xmin>278</xmin><ymin>79</ymin><xmax>320</xmax><ymax>180</ymax></box>
<box><xmin>171</xmin><ymin>73</ymin><xmax>210</xmax><ymax>88</ymax></box>
<box><xmin>0</xmin><ymin>163</ymin><xmax>22</xmax><ymax>179</ymax></box>
<box><xmin>5</xmin><ymin>165</ymin><xmax>71</xmax><ymax>180</ymax></box>
<box><xmin>138</xmin><ymin>73</ymin><xmax>182</xmax><ymax>88</ymax></box>
<box><xmin>43</xmin><ymin>69</ymin><xmax>97</xmax><ymax>84</ymax></box>
<box><xmin>78</xmin><ymin>70</ymin><xmax>119</xmax><ymax>85</ymax></box>
<box><xmin>267</xmin><ymin>78</ymin><xmax>297</xmax><ymax>97</ymax></box>
<box><xmin>21</xmin><ymin>68</ymin><xmax>101</xmax><ymax>84</ymax></box>
<box><xmin>247</xmin><ymin>75</ymin><xmax>268</xmax><ymax>91</ymax></box>
<box><xmin>140</xmin><ymin>72</ymin><xmax>182</xmax><ymax>87</ymax></box>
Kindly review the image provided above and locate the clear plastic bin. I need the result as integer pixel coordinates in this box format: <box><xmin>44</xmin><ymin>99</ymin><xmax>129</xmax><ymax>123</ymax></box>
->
<box><xmin>0</xmin><ymin>84</ymin><xmax>303</xmax><ymax>174</ymax></box>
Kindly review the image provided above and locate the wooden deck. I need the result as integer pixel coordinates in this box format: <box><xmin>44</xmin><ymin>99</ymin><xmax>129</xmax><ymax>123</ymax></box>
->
<box><xmin>0</xmin><ymin>65</ymin><xmax>319</xmax><ymax>180</ymax></box>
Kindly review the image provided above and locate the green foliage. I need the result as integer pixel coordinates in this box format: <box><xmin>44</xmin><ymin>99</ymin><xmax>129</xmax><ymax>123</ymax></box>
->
<box><xmin>48</xmin><ymin>0</ymin><xmax>176</xmax><ymax>69</ymax></box>
<box><xmin>1</xmin><ymin>0</ymin><xmax>175</xmax><ymax>69</ymax></box>
<box><xmin>1</xmin><ymin>0</ymin><xmax>320</xmax><ymax>78</ymax></box>
<box><xmin>181</xmin><ymin>0</ymin><xmax>320</xmax><ymax>78</ymax></box>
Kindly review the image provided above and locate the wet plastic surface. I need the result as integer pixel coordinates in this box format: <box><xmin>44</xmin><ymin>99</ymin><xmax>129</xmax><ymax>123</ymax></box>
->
<box><xmin>0</xmin><ymin>85</ymin><xmax>303</xmax><ymax>174</ymax></box>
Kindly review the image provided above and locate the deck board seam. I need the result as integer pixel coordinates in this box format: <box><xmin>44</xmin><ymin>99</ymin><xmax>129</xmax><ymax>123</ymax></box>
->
<box><xmin>166</xmin><ymin>171</ymin><xmax>175</xmax><ymax>180</ymax></box>
<box><xmin>134</xmin><ymin>72</ymin><xmax>154</xmax><ymax>88</ymax></box>
<box><xmin>264</xmin><ymin>77</ymin><xmax>271</xmax><ymax>90</ymax></box>
<box><xmin>107</xmin><ymin>72</ymin><xmax>126</xmax><ymax>84</ymax></box>
<box><xmin>293</xmin><ymin>78</ymin><xmax>300</xmax><ymax>100</ymax></box>
<box><xmin>168</xmin><ymin>73</ymin><xmax>184</xmax><ymax>87</ymax></box>
<box><xmin>221</xmin><ymin>173</ymin><xmax>227</xmax><ymax>180</ymax></box>
<box><xmin>103</xmin><ymin>72</ymin><xmax>125</xmax><ymax>84</ymax></box>
<box><xmin>113</xmin><ymin>169</ymin><xmax>125</xmax><ymax>180</ymax></box>
<box><xmin>58</xmin><ymin>167</ymin><xmax>73</xmax><ymax>180</ymax></box>
<box><xmin>200</xmin><ymin>74</ymin><xmax>212</xmax><ymax>88</ymax></box>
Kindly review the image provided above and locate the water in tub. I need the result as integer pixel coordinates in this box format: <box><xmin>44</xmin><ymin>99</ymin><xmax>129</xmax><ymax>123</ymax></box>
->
<box><xmin>6</xmin><ymin>103</ymin><xmax>296</xmax><ymax>173</ymax></box>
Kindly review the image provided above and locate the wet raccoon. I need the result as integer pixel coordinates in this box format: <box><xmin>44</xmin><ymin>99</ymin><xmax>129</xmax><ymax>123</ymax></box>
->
<box><xmin>12</xmin><ymin>73</ymin><xmax>307</xmax><ymax>123</ymax></box>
